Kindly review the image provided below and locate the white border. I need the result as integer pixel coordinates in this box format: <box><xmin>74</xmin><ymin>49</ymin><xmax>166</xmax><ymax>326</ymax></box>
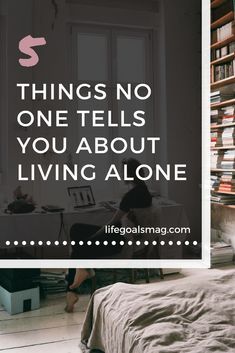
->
<box><xmin>200</xmin><ymin>0</ymin><xmax>211</xmax><ymax>269</ymax></box>
<box><xmin>0</xmin><ymin>258</ymin><xmax>210</xmax><ymax>268</ymax></box>
<box><xmin>1</xmin><ymin>0</ymin><xmax>210</xmax><ymax>269</ymax></box>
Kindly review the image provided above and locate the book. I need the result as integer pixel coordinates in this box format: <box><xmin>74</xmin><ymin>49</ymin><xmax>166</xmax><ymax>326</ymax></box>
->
<box><xmin>210</xmin><ymin>91</ymin><xmax>234</xmax><ymax>103</ymax></box>
<box><xmin>211</xmin><ymin>241</ymin><xmax>234</xmax><ymax>265</ymax></box>
<box><xmin>213</xmin><ymin>59</ymin><xmax>235</xmax><ymax>82</ymax></box>
<box><xmin>33</xmin><ymin>271</ymin><xmax>67</xmax><ymax>295</ymax></box>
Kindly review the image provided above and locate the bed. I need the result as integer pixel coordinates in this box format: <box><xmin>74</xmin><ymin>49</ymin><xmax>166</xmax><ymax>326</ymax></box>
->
<box><xmin>80</xmin><ymin>270</ymin><xmax>235</xmax><ymax>353</ymax></box>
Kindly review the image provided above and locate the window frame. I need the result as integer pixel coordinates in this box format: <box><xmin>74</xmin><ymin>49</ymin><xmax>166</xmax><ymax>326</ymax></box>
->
<box><xmin>69</xmin><ymin>23</ymin><xmax>158</xmax><ymax>199</ymax></box>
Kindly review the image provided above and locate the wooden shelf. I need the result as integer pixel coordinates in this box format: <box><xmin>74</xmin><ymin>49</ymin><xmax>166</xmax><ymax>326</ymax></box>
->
<box><xmin>211</xmin><ymin>53</ymin><xmax>235</xmax><ymax>66</ymax></box>
<box><xmin>211</xmin><ymin>2</ymin><xmax>235</xmax><ymax>212</ymax></box>
<box><xmin>211</xmin><ymin>202</ymin><xmax>235</xmax><ymax>208</ymax></box>
<box><xmin>211</xmin><ymin>34</ymin><xmax>235</xmax><ymax>49</ymax></box>
<box><xmin>211</xmin><ymin>98</ymin><xmax>235</xmax><ymax>108</ymax></box>
<box><xmin>211</xmin><ymin>168</ymin><xmax>235</xmax><ymax>172</ymax></box>
<box><xmin>211</xmin><ymin>0</ymin><xmax>228</xmax><ymax>9</ymax></box>
<box><xmin>211</xmin><ymin>122</ymin><xmax>235</xmax><ymax>128</ymax></box>
<box><xmin>211</xmin><ymin>75</ymin><xmax>235</xmax><ymax>89</ymax></box>
<box><xmin>211</xmin><ymin>145</ymin><xmax>235</xmax><ymax>149</ymax></box>
<box><xmin>213</xmin><ymin>190</ymin><xmax>235</xmax><ymax>195</ymax></box>
<box><xmin>211</xmin><ymin>11</ymin><xmax>234</xmax><ymax>29</ymax></box>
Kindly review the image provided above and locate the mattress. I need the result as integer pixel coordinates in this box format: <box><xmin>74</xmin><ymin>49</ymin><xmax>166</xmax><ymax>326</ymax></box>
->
<box><xmin>81</xmin><ymin>270</ymin><xmax>235</xmax><ymax>353</ymax></box>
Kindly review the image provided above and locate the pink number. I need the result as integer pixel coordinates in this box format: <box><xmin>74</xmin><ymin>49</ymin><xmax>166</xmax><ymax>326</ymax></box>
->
<box><xmin>19</xmin><ymin>35</ymin><xmax>46</xmax><ymax>67</ymax></box>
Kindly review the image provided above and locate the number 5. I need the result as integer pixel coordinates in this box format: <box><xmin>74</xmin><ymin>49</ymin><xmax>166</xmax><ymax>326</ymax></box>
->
<box><xmin>19</xmin><ymin>35</ymin><xmax>46</xmax><ymax>67</ymax></box>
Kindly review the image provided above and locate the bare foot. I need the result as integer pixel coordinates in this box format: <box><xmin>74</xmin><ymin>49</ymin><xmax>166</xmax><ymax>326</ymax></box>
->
<box><xmin>69</xmin><ymin>269</ymin><xmax>94</xmax><ymax>290</ymax></box>
<box><xmin>65</xmin><ymin>291</ymin><xmax>79</xmax><ymax>313</ymax></box>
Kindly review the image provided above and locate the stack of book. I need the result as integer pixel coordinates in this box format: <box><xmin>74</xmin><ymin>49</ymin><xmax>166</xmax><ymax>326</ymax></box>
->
<box><xmin>211</xmin><ymin>106</ymin><xmax>235</xmax><ymax>126</ymax></box>
<box><xmin>211</xmin><ymin>128</ymin><xmax>235</xmax><ymax>147</ymax></box>
<box><xmin>33</xmin><ymin>271</ymin><xmax>67</xmax><ymax>295</ymax></box>
<box><xmin>211</xmin><ymin>128</ymin><xmax>219</xmax><ymax>147</ymax></box>
<box><xmin>211</xmin><ymin>174</ymin><xmax>220</xmax><ymax>190</ymax></box>
<box><xmin>213</xmin><ymin>59</ymin><xmax>235</xmax><ymax>82</ymax></box>
<box><xmin>214</xmin><ymin>21</ymin><xmax>235</xmax><ymax>43</ymax></box>
<box><xmin>211</xmin><ymin>150</ymin><xmax>223</xmax><ymax>169</ymax></box>
<box><xmin>211</xmin><ymin>241</ymin><xmax>234</xmax><ymax>265</ymax></box>
<box><xmin>211</xmin><ymin>192</ymin><xmax>235</xmax><ymax>204</ymax></box>
<box><xmin>210</xmin><ymin>91</ymin><xmax>234</xmax><ymax>103</ymax></box>
<box><xmin>211</xmin><ymin>109</ymin><xmax>223</xmax><ymax>127</ymax></box>
<box><xmin>221</xmin><ymin>105</ymin><xmax>235</xmax><ymax>124</ymax></box>
<box><xmin>217</xmin><ymin>126</ymin><xmax>235</xmax><ymax>146</ymax></box>
<box><xmin>211</xmin><ymin>151</ymin><xmax>235</xmax><ymax>169</ymax></box>
<box><xmin>220</xmin><ymin>151</ymin><xmax>235</xmax><ymax>169</ymax></box>
<box><xmin>217</xmin><ymin>172</ymin><xmax>235</xmax><ymax>192</ymax></box>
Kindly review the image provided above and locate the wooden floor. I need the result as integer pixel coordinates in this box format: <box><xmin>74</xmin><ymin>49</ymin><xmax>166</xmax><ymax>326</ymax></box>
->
<box><xmin>0</xmin><ymin>293</ymin><xmax>90</xmax><ymax>352</ymax></box>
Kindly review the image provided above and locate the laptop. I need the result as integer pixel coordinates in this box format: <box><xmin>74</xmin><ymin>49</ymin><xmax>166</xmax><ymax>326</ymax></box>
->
<box><xmin>67</xmin><ymin>185</ymin><xmax>96</xmax><ymax>209</ymax></box>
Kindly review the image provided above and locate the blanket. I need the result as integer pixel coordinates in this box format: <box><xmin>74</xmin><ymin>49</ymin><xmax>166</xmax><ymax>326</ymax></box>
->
<box><xmin>81</xmin><ymin>270</ymin><xmax>235</xmax><ymax>353</ymax></box>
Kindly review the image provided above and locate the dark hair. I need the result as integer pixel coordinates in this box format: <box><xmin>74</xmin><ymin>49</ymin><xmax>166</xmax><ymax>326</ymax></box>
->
<box><xmin>122</xmin><ymin>158</ymin><xmax>145</xmax><ymax>184</ymax></box>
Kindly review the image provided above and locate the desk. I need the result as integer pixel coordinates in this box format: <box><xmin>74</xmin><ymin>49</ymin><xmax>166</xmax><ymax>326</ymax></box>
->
<box><xmin>0</xmin><ymin>203</ymin><xmax>189</xmax><ymax>260</ymax></box>
<box><xmin>0</xmin><ymin>207</ymin><xmax>113</xmax><ymax>258</ymax></box>
<box><xmin>0</xmin><ymin>207</ymin><xmax>113</xmax><ymax>243</ymax></box>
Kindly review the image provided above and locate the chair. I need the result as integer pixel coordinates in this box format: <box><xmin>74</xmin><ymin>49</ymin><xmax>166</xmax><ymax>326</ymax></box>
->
<box><xmin>122</xmin><ymin>204</ymin><xmax>164</xmax><ymax>278</ymax></box>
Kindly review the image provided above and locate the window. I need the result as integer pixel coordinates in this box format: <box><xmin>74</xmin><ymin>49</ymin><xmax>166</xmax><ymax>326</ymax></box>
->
<box><xmin>69</xmin><ymin>25</ymin><xmax>154</xmax><ymax>200</ymax></box>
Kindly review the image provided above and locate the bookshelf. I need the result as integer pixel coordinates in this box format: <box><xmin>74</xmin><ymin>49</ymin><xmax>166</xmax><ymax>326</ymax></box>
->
<box><xmin>211</xmin><ymin>52</ymin><xmax>235</xmax><ymax>66</ymax></box>
<box><xmin>211</xmin><ymin>0</ymin><xmax>230</xmax><ymax>9</ymax></box>
<box><xmin>210</xmin><ymin>2</ymin><xmax>235</xmax><ymax>266</ymax></box>
<box><xmin>213</xmin><ymin>190</ymin><xmax>235</xmax><ymax>194</ymax></box>
<box><xmin>211</xmin><ymin>168</ymin><xmax>235</xmax><ymax>171</ymax></box>
<box><xmin>211</xmin><ymin>97</ymin><xmax>235</xmax><ymax>108</ymax></box>
<box><xmin>211</xmin><ymin>11</ymin><xmax>234</xmax><ymax>30</ymax></box>
<box><xmin>211</xmin><ymin>201</ymin><xmax>235</xmax><ymax>208</ymax></box>
<box><xmin>211</xmin><ymin>75</ymin><xmax>235</xmax><ymax>89</ymax></box>
<box><xmin>211</xmin><ymin>121</ymin><xmax>235</xmax><ymax>127</ymax></box>
<box><xmin>211</xmin><ymin>145</ymin><xmax>235</xmax><ymax>149</ymax></box>
<box><xmin>211</xmin><ymin>0</ymin><xmax>235</xmax><ymax>84</ymax></box>
<box><xmin>211</xmin><ymin>0</ymin><xmax>235</xmax><ymax>209</ymax></box>
<box><xmin>211</xmin><ymin>34</ymin><xmax>235</xmax><ymax>50</ymax></box>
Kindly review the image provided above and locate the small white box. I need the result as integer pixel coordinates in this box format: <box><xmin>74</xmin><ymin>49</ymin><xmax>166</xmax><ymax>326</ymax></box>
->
<box><xmin>0</xmin><ymin>286</ymin><xmax>40</xmax><ymax>315</ymax></box>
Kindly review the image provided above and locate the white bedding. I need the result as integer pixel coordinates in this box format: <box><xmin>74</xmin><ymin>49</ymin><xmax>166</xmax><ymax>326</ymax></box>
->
<box><xmin>81</xmin><ymin>270</ymin><xmax>235</xmax><ymax>353</ymax></box>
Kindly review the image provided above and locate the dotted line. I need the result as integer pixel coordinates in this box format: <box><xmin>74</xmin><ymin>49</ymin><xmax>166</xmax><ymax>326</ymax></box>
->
<box><xmin>2</xmin><ymin>240</ymin><xmax>198</xmax><ymax>246</ymax></box>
